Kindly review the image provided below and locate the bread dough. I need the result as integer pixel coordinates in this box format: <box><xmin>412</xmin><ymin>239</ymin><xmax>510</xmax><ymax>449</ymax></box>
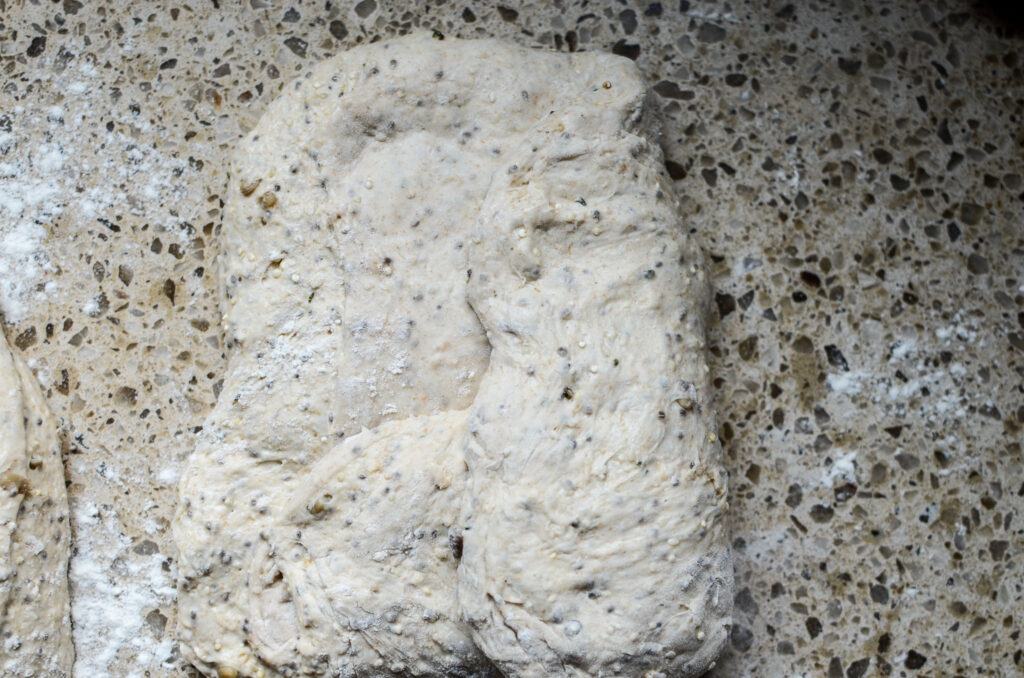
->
<box><xmin>0</xmin><ymin>332</ymin><xmax>74</xmax><ymax>676</ymax></box>
<box><xmin>173</xmin><ymin>33</ymin><xmax>730</xmax><ymax>678</ymax></box>
<box><xmin>458</xmin><ymin>86</ymin><xmax>731</xmax><ymax>678</ymax></box>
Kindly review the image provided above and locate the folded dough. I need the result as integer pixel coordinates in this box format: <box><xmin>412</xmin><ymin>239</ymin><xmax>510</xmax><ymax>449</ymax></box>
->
<box><xmin>174</xmin><ymin>33</ymin><xmax>730</xmax><ymax>678</ymax></box>
<box><xmin>0</xmin><ymin>332</ymin><xmax>74</xmax><ymax>676</ymax></box>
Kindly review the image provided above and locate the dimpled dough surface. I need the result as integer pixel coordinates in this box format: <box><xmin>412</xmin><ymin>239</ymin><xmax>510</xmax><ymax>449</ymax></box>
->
<box><xmin>0</xmin><ymin>332</ymin><xmax>73</xmax><ymax>677</ymax></box>
<box><xmin>173</xmin><ymin>33</ymin><xmax>731</xmax><ymax>678</ymax></box>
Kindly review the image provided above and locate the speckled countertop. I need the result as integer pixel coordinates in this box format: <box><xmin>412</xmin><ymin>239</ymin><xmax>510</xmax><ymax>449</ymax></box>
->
<box><xmin>0</xmin><ymin>1</ymin><xmax>1021</xmax><ymax>676</ymax></box>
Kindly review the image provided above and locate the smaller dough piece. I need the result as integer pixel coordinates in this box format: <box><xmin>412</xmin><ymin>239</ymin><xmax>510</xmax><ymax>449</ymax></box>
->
<box><xmin>0</xmin><ymin>332</ymin><xmax>74</xmax><ymax>677</ymax></box>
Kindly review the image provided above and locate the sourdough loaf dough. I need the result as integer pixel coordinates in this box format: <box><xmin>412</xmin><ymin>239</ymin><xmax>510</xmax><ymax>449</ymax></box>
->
<box><xmin>174</xmin><ymin>33</ymin><xmax>730</xmax><ymax>678</ymax></box>
<box><xmin>0</xmin><ymin>332</ymin><xmax>74</xmax><ymax>676</ymax></box>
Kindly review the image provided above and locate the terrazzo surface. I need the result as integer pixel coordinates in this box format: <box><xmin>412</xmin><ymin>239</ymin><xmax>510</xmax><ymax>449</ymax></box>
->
<box><xmin>1</xmin><ymin>0</ymin><xmax>1022</xmax><ymax>676</ymax></box>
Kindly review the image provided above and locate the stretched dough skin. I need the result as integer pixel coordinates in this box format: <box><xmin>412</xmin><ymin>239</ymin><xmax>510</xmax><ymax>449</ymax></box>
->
<box><xmin>173</xmin><ymin>33</ymin><xmax>731</xmax><ymax>678</ymax></box>
<box><xmin>0</xmin><ymin>332</ymin><xmax>74</xmax><ymax>676</ymax></box>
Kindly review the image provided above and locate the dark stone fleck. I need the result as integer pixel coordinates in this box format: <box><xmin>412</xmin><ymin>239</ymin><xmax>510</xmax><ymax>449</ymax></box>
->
<box><xmin>734</xmin><ymin>587</ymin><xmax>759</xmax><ymax>617</ymax></box>
<box><xmin>653</xmin><ymin>80</ymin><xmax>687</xmax><ymax>99</ymax></box>
<box><xmin>846</xmin><ymin>658</ymin><xmax>870</xmax><ymax>678</ymax></box>
<box><xmin>462</xmin><ymin>7</ymin><xmax>476</xmax><ymax>21</ymax></box>
<box><xmin>725</xmin><ymin>73</ymin><xmax>747</xmax><ymax>86</ymax></box>
<box><xmin>800</xmin><ymin>270</ymin><xmax>821</xmax><ymax>288</ymax></box>
<box><xmin>14</xmin><ymin>327</ymin><xmax>36</xmax><ymax>350</ymax></box>
<box><xmin>895</xmin><ymin>452</ymin><xmax>919</xmax><ymax>470</ymax></box>
<box><xmin>645</xmin><ymin>3</ymin><xmax>663</xmax><ymax>16</ymax></box>
<box><xmin>354</xmin><ymin>0</ymin><xmax>377</xmax><ymax>18</ymax></box>
<box><xmin>905</xmin><ymin>650</ymin><xmax>927</xmax><ymax>669</ymax></box>
<box><xmin>890</xmin><ymin>174</ymin><xmax>910</xmax><ymax>191</ymax></box>
<box><xmin>967</xmin><ymin>253</ymin><xmax>989</xmax><ymax>274</ymax></box>
<box><xmin>27</xmin><ymin>36</ymin><xmax>46</xmax><ymax>58</ymax></box>
<box><xmin>785</xmin><ymin>483</ymin><xmax>802</xmax><ymax>508</ymax></box>
<box><xmin>612</xmin><ymin>40</ymin><xmax>641</xmax><ymax>60</ymax></box>
<box><xmin>701</xmin><ymin>168</ymin><xmax>717</xmax><ymax>187</ymax></box>
<box><xmin>715</xmin><ymin>292</ymin><xmax>735</xmax><ymax>318</ymax></box>
<box><xmin>212</xmin><ymin>63</ymin><xmax>231</xmax><ymax>77</ymax></box>
<box><xmin>838</xmin><ymin>57</ymin><xmax>861</xmax><ymax>75</ymax></box>
<box><xmin>806</xmin><ymin>616</ymin><xmax>822</xmax><ymax>638</ymax></box>
<box><xmin>284</xmin><ymin>37</ymin><xmax>308</xmax><ymax>57</ymax></box>
<box><xmin>960</xmin><ymin>202</ymin><xmax>983</xmax><ymax>225</ymax></box>
<box><xmin>133</xmin><ymin>539</ymin><xmax>159</xmax><ymax>555</ymax></box>
<box><xmin>497</xmin><ymin>6</ymin><xmax>519</xmax><ymax>21</ymax></box>
<box><xmin>145</xmin><ymin>608</ymin><xmax>168</xmax><ymax>637</ymax></box>
<box><xmin>159</xmin><ymin>58</ymin><xmax>177</xmax><ymax>70</ymax></box>
<box><xmin>163</xmin><ymin>279</ymin><xmax>176</xmax><ymax>304</ymax></box>
<box><xmin>809</xmin><ymin>504</ymin><xmax>834</xmax><ymax>523</ymax></box>
<box><xmin>738</xmin><ymin>336</ymin><xmax>758</xmax><ymax>361</ymax></box>
<box><xmin>792</xmin><ymin>336</ymin><xmax>814</xmax><ymax>353</ymax></box>
<box><xmin>834</xmin><ymin>483</ymin><xmax>857</xmax><ymax>502</ymax></box>
<box><xmin>329</xmin><ymin>20</ymin><xmax>349</xmax><ymax>40</ymax></box>
<box><xmin>989</xmin><ymin>539</ymin><xmax>1009</xmax><ymax>560</ymax></box>
<box><xmin>828</xmin><ymin>658</ymin><xmax>844</xmax><ymax>678</ymax></box>
<box><xmin>937</xmin><ymin>118</ymin><xmax>953</xmax><ymax>144</ymax></box>
<box><xmin>870</xmin><ymin>583</ymin><xmax>889</xmax><ymax>604</ymax></box>
<box><xmin>730</xmin><ymin>623</ymin><xmax>754</xmax><ymax>652</ymax></box>
<box><xmin>872</xmin><ymin>148</ymin><xmax>893</xmax><ymax>164</ymax></box>
<box><xmin>697</xmin><ymin>22</ymin><xmax>726</xmax><ymax>42</ymax></box>
<box><xmin>665</xmin><ymin>160</ymin><xmax>686</xmax><ymax>180</ymax></box>
<box><xmin>282</xmin><ymin>7</ymin><xmax>300</xmax><ymax>22</ymax></box>
<box><xmin>776</xmin><ymin>4</ymin><xmax>795</xmax><ymax>18</ymax></box>
<box><xmin>910</xmin><ymin>29</ymin><xmax>937</xmax><ymax>46</ymax></box>
<box><xmin>619</xmin><ymin>9</ymin><xmax>637</xmax><ymax>35</ymax></box>
<box><xmin>825</xmin><ymin>344</ymin><xmax>849</xmax><ymax>371</ymax></box>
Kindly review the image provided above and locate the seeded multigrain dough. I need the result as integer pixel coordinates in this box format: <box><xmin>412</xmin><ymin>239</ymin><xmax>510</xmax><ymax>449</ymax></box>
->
<box><xmin>174</xmin><ymin>33</ymin><xmax>730</xmax><ymax>678</ymax></box>
<box><xmin>459</xmin><ymin>94</ymin><xmax>731</xmax><ymax>678</ymax></box>
<box><xmin>0</xmin><ymin>332</ymin><xmax>73</xmax><ymax>677</ymax></box>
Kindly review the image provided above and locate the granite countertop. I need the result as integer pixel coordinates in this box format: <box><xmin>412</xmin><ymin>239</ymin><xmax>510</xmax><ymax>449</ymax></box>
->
<box><xmin>1</xmin><ymin>1</ymin><xmax>1021</xmax><ymax>676</ymax></box>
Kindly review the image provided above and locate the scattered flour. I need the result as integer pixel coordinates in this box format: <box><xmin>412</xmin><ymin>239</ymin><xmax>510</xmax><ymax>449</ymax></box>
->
<box><xmin>69</xmin><ymin>500</ymin><xmax>177</xmax><ymax>678</ymax></box>
<box><xmin>890</xmin><ymin>338</ymin><xmax>916</xmax><ymax>361</ymax></box>
<box><xmin>0</xmin><ymin>151</ymin><xmax>61</xmax><ymax>321</ymax></box>
<box><xmin>826</xmin><ymin>370</ymin><xmax>868</xmax><ymax>396</ymax></box>
<box><xmin>156</xmin><ymin>465</ymin><xmax>181</xmax><ymax>486</ymax></box>
<box><xmin>0</xmin><ymin>56</ymin><xmax>192</xmax><ymax>324</ymax></box>
<box><xmin>822</xmin><ymin>450</ymin><xmax>858</xmax><ymax>486</ymax></box>
<box><xmin>81</xmin><ymin>296</ymin><xmax>102</xmax><ymax>317</ymax></box>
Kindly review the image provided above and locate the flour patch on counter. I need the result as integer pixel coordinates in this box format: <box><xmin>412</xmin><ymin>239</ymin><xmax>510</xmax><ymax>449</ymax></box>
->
<box><xmin>0</xmin><ymin>47</ymin><xmax>199</xmax><ymax>324</ymax></box>
<box><xmin>70</xmin><ymin>500</ymin><xmax>177</xmax><ymax>678</ymax></box>
<box><xmin>826</xmin><ymin>370</ymin><xmax>868</xmax><ymax>396</ymax></box>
